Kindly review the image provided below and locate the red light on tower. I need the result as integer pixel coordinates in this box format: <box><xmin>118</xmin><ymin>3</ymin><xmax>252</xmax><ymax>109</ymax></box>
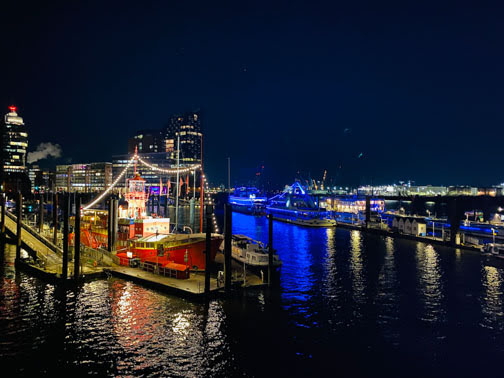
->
<box><xmin>8</xmin><ymin>106</ymin><xmax>17</xmax><ymax>112</ymax></box>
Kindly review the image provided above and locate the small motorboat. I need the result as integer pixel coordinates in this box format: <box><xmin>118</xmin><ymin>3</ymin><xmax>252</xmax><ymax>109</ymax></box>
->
<box><xmin>222</xmin><ymin>234</ymin><xmax>282</xmax><ymax>275</ymax></box>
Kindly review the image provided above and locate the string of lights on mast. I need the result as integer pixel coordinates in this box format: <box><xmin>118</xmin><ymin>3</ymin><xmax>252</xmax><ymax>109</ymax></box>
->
<box><xmin>202</xmin><ymin>173</ymin><xmax>219</xmax><ymax>233</ymax></box>
<box><xmin>83</xmin><ymin>153</ymin><xmax>217</xmax><ymax>234</ymax></box>
<box><xmin>83</xmin><ymin>156</ymin><xmax>136</xmax><ymax>209</ymax></box>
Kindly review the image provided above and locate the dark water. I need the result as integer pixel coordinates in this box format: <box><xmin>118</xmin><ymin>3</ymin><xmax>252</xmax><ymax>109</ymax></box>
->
<box><xmin>1</xmin><ymin>212</ymin><xmax>504</xmax><ymax>377</ymax></box>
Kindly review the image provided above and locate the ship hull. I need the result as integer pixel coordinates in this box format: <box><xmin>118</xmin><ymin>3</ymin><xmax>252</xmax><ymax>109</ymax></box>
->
<box><xmin>271</xmin><ymin>215</ymin><xmax>336</xmax><ymax>227</ymax></box>
<box><xmin>230</xmin><ymin>203</ymin><xmax>266</xmax><ymax>216</ymax></box>
<box><xmin>132</xmin><ymin>237</ymin><xmax>223</xmax><ymax>271</ymax></box>
<box><xmin>267</xmin><ymin>207</ymin><xmax>336</xmax><ymax>227</ymax></box>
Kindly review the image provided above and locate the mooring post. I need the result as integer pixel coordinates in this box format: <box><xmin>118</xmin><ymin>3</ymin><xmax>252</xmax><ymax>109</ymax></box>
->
<box><xmin>107</xmin><ymin>199</ymin><xmax>112</xmax><ymax>252</ymax></box>
<box><xmin>204</xmin><ymin>204</ymin><xmax>213</xmax><ymax>295</ymax></box>
<box><xmin>189</xmin><ymin>198</ymin><xmax>195</xmax><ymax>229</ymax></box>
<box><xmin>1</xmin><ymin>193</ymin><xmax>6</xmax><ymax>235</ymax></box>
<box><xmin>365</xmin><ymin>195</ymin><xmax>371</xmax><ymax>228</ymax></box>
<box><xmin>39</xmin><ymin>193</ymin><xmax>44</xmax><ymax>233</ymax></box>
<box><xmin>112</xmin><ymin>198</ymin><xmax>118</xmax><ymax>252</ymax></box>
<box><xmin>448</xmin><ymin>198</ymin><xmax>461</xmax><ymax>245</ymax></box>
<box><xmin>224</xmin><ymin>203</ymin><xmax>232</xmax><ymax>292</ymax></box>
<box><xmin>165</xmin><ymin>194</ymin><xmax>170</xmax><ymax>218</ymax></box>
<box><xmin>62</xmin><ymin>193</ymin><xmax>70</xmax><ymax>279</ymax></box>
<box><xmin>268</xmin><ymin>213</ymin><xmax>273</xmax><ymax>287</ymax></box>
<box><xmin>74</xmin><ymin>194</ymin><xmax>81</xmax><ymax>280</ymax></box>
<box><xmin>53</xmin><ymin>193</ymin><xmax>58</xmax><ymax>245</ymax></box>
<box><xmin>15</xmin><ymin>191</ymin><xmax>22</xmax><ymax>263</ymax></box>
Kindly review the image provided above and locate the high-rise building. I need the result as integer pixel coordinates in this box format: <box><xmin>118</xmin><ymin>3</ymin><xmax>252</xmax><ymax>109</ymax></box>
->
<box><xmin>118</xmin><ymin>110</ymin><xmax>203</xmax><ymax>192</ymax></box>
<box><xmin>2</xmin><ymin>106</ymin><xmax>28</xmax><ymax>174</ymax></box>
<box><xmin>166</xmin><ymin>112</ymin><xmax>202</xmax><ymax>163</ymax></box>
<box><xmin>128</xmin><ymin>130</ymin><xmax>166</xmax><ymax>154</ymax></box>
<box><xmin>28</xmin><ymin>164</ymin><xmax>41</xmax><ymax>189</ymax></box>
<box><xmin>1</xmin><ymin>106</ymin><xmax>31</xmax><ymax>194</ymax></box>
<box><xmin>29</xmin><ymin>164</ymin><xmax>55</xmax><ymax>193</ymax></box>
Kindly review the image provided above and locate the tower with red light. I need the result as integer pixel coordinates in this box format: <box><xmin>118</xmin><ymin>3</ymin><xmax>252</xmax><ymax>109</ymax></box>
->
<box><xmin>2</xmin><ymin>105</ymin><xmax>28</xmax><ymax>175</ymax></box>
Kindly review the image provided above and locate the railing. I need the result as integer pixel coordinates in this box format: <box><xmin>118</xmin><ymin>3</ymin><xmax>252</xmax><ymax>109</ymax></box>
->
<box><xmin>80</xmin><ymin>245</ymin><xmax>120</xmax><ymax>266</ymax></box>
<box><xmin>5</xmin><ymin>211</ymin><xmax>63</xmax><ymax>257</ymax></box>
<box><xmin>97</xmin><ymin>247</ymin><xmax>120</xmax><ymax>265</ymax></box>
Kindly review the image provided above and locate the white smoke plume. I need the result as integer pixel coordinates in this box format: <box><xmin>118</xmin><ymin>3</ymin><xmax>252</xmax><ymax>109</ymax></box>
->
<box><xmin>27</xmin><ymin>142</ymin><xmax>63</xmax><ymax>164</ymax></box>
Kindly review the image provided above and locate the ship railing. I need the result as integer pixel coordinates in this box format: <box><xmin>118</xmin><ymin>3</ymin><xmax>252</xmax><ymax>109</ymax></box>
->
<box><xmin>80</xmin><ymin>246</ymin><xmax>119</xmax><ymax>266</ymax></box>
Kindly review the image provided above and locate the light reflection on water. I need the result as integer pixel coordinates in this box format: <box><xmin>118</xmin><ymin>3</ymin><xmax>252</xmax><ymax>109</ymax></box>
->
<box><xmin>415</xmin><ymin>243</ymin><xmax>445</xmax><ymax>324</ymax></box>
<box><xmin>480</xmin><ymin>266</ymin><xmax>504</xmax><ymax>332</ymax></box>
<box><xmin>349</xmin><ymin>230</ymin><xmax>366</xmax><ymax>309</ymax></box>
<box><xmin>2</xmin><ymin>211</ymin><xmax>504</xmax><ymax>376</ymax></box>
<box><xmin>376</xmin><ymin>236</ymin><xmax>400</xmax><ymax>345</ymax></box>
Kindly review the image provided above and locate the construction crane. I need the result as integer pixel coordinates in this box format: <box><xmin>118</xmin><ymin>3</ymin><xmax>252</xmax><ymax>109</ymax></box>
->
<box><xmin>321</xmin><ymin>170</ymin><xmax>327</xmax><ymax>190</ymax></box>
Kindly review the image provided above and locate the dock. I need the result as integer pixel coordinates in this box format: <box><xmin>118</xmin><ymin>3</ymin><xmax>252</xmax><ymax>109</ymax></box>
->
<box><xmin>335</xmin><ymin>221</ymin><xmax>484</xmax><ymax>253</ymax></box>
<box><xmin>105</xmin><ymin>266</ymin><xmax>221</xmax><ymax>298</ymax></box>
<box><xmin>104</xmin><ymin>255</ymin><xmax>266</xmax><ymax>299</ymax></box>
<box><xmin>0</xmin><ymin>197</ymin><xmax>269</xmax><ymax>298</ymax></box>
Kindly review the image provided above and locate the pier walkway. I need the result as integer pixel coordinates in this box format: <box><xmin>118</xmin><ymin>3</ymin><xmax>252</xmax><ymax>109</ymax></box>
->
<box><xmin>4</xmin><ymin>211</ymin><xmax>63</xmax><ymax>269</ymax></box>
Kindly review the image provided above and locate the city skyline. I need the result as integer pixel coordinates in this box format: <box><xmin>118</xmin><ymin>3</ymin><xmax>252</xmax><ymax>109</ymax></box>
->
<box><xmin>1</xmin><ymin>1</ymin><xmax>503</xmax><ymax>188</ymax></box>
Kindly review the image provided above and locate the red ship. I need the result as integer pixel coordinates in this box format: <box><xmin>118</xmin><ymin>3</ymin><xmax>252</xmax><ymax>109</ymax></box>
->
<box><xmin>83</xmin><ymin>165</ymin><xmax>222</xmax><ymax>273</ymax></box>
<box><xmin>128</xmin><ymin>232</ymin><xmax>223</xmax><ymax>271</ymax></box>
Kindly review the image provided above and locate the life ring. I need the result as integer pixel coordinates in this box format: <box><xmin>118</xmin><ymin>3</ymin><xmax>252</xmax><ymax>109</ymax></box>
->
<box><xmin>93</xmin><ymin>260</ymin><xmax>97</xmax><ymax>267</ymax></box>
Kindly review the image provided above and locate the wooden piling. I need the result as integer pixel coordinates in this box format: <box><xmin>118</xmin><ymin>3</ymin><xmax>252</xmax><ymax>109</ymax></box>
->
<box><xmin>74</xmin><ymin>194</ymin><xmax>81</xmax><ymax>280</ymax></box>
<box><xmin>204</xmin><ymin>205</ymin><xmax>212</xmax><ymax>295</ymax></box>
<box><xmin>268</xmin><ymin>213</ymin><xmax>273</xmax><ymax>287</ymax></box>
<box><xmin>53</xmin><ymin>193</ymin><xmax>58</xmax><ymax>245</ymax></box>
<box><xmin>224</xmin><ymin>203</ymin><xmax>232</xmax><ymax>292</ymax></box>
<box><xmin>107</xmin><ymin>199</ymin><xmax>113</xmax><ymax>252</ymax></box>
<box><xmin>15</xmin><ymin>192</ymin><xmax>22</xmax><ymax>262</ymax></box>
<box><xmin>112</xmin><ymin>198</ymin><xmax>118</xmax><ymax>251</ymax></box>
<box><xmin>189</xmin><ymin>198</ymin><xmax>195</xmax><ymax>229</ymax></box>
<box><xmin>62</xmin><ymin>193</ymin><xmax>69</xmax><ymax>279</ymax></box>
<box><xmin>1</xmin><ymin>193</ymin><xmax>6</xmax><ymax>235</ymax></box>
<box><xmin>365</xmin><ymin>196</ymin><xmax>371</xmax><ymax>228</ymax></box>
<box><xmin>39</xmin><ymin>193</ymin><xmax>44</xmax><ymax>233</ymax></box>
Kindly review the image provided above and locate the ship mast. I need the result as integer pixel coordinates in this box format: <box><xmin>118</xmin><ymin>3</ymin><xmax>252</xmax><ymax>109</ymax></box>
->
<box><xmin>175</xmin><ymin>133</ymin><xmax>180</xmax><ymax>232</ymax></box>
<box><xmin>134</xmin><ymin>145</ymin><xmax>138</xmax><ymax>175</ymax></box>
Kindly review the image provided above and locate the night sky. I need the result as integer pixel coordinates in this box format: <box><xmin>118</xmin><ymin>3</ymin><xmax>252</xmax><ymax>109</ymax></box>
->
<box><xmin>1</xmin><ymin>0</ymin><xmax>503</xmax><ymax>188</ymax></box>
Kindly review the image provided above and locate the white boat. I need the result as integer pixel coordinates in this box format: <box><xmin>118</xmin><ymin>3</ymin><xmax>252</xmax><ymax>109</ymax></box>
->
<box><xmin>268</xmin><ymin>213</ymin><xmax>337</xmax><ymax>227</ymax></box>
<box><xmin>228</xmin><ymin>187</ymin><xmax>267</xmax><ymax>215</ymax></box>
<box><xmin>266</xmin><ymin>181</ymin><xmax>336</xmax><ymax>227</ymax></box>
<box><xmin>227</xmin><ymin>234</ymin><xmax>282</xmax><ymax>272</ymax></box>
<box><xmin>483</xmin><ymin>243</ymin><xmax>504</xmax><ymax>259</ymax></box>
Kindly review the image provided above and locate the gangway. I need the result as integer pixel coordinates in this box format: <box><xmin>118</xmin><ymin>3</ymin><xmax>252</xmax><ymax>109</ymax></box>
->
<box><xmin>4</xmin><ymin>211</ymin><xmax>63</xmax><ymax>268</ymax></box>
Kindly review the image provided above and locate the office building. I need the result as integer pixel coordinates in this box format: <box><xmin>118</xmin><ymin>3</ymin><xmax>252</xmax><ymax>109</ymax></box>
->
<box><xmin>166</xmin><ymin>112</ymin><xmax>202</xmax><ymax>163</ymax></box>
<box><xmin>56</xmin><ymin>162</ymin><xmax>112</xmax><ymax>192</ymax></box>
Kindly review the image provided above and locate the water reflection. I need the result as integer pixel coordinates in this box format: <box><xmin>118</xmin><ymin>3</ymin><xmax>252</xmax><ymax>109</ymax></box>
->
<box><xmin>415</xmin><ymin>243</ymin><xmax>445</xmax><ymax>323</ymax></box>
<box><xmin>279</xmin><ymin>224</ymin><xmax>315</xmax><ymax>323</ymax></box>
<box><xmin>65</xmin><ymin>279</ymin><xmax>232</xmax><ymax>376</ymax></box>
<box><xmin>349</xmin><ymin>231</ymin><xmax>366</xmax><ymax>307</ymax></box>
<box><xmin>4</xmin><ymin>213</ymin><xmax>504</xmax><ymax>376</ymax></box>
<box><xmin>321</xmin><ymin>227</ymin><xmax>344</xmax><ymax>330</ymax></box>
<box><xmin>480</xmin><ymin>266</ymin><xmax>504</xmax><ymax>331</ymax></box>
<box><xmin>376</xmin><ymin>237</ymin><xmax>400</xmax><ymax>344</ymax></box>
